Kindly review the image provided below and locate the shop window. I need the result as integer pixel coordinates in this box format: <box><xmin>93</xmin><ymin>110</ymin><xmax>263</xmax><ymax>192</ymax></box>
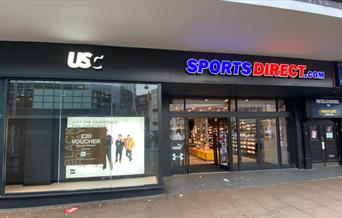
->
<box><xmin>237</xmin><ymin>99</ymin><xmax>276</xmax><ymax>112</ymax></box>
<box><xmin>230</xmin><ymin>99</ymin><xmax>236</xmax><ymax>112</ymax></box>
<box><xmin>279</xmin><ymin>118</ymin><xmax>290</xmax><ymax>166</ymax></box>
<box><xmin>169</xmin><ymin>99</ymin><xmax>184</xmax><ymax>112</ymax></box>
<box><xmin>278</xmin><ymin>100</ymin><xmax>286</xmax><ymax>112</ymax></box>
<box><xmin>5</xmin><ymin>80</ymin><xmax>159</xmax><ymax>194</ymax></box>
<box><xmin>185</xmin><ymin>98</ymin><xmax>230</xmax><ymax>112</ymax></box>
<box><xmin>231</xmin><ymin>117</ymin><xmax>238</xmax><ymax>169</ymax></box>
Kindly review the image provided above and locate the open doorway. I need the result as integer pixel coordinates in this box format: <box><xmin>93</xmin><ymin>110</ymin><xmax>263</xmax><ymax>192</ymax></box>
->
<box><xmin>187</xmin><ymin>117</ymin><xmax>229</xmax><ymax>173</ymax></box>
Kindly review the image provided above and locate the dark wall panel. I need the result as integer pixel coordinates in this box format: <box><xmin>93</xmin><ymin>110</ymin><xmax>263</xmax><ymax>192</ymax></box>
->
<box><xmin>23</xmin><ymin>119</ymin><xmax>54</xmax><ymax>185</ymax></box>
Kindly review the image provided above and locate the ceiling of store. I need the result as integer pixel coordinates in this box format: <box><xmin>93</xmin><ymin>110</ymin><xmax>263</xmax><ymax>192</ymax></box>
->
<box><xmin>0</xmin><ymin>0</ymin><xmax>341</xmax><ymax>61</ymax></box>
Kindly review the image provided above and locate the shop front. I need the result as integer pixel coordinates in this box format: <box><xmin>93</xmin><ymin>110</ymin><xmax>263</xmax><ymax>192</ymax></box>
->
<box><xmin>0</xmin><ymin>42</ymin><xmax>341</xmax><ymax>207</ymax></box>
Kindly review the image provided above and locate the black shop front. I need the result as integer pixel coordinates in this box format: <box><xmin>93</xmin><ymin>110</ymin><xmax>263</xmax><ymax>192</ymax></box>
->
<box><xmin>0</xmin><ymin>42</ymin><xmax>341</xmax><ymax>208</ymax></box>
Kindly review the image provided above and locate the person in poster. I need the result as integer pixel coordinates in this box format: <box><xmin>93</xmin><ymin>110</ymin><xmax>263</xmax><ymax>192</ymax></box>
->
<box><xmin>103</xmin><ymin>133</ymin><xmax>113</xmax><ymax>170</ymax></box>
<box><xmin>115</xmin><ymin>134</ymin><xmax>124</xmax><ymax>163</ymax></box>
<box><xmin>125</xmin><ymin>134</ymin><xmax>135</xmax><ymax>162</ymax></box>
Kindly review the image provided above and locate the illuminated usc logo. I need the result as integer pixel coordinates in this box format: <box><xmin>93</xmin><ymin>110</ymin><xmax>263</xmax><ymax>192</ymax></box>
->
<box><xmin>67</xmin><ymin>51</ymin><xmax>104</xmax><ymax>70</ymax></box>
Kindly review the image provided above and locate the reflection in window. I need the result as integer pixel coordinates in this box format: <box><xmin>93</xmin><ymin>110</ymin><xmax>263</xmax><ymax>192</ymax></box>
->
<box><xmin>5</xmin><ymin>80</ymin><xmax>159</xmax><ymax>194</ymax></box>
<box><xmin>237</xmin><ymin>99</ymin><xmax>276</xmax><ymax>112</ymax></box>
<box><xmin>185</xmin><ymin>98</ymin><xmax>230</xmax><ymax>112</ymax></box>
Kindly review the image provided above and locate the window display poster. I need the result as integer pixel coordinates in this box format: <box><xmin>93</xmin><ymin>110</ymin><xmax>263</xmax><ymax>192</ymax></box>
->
<box><xmin>64</xmin><ymin>117</ymin><xmax>145</xmax><ymax>178</ymax></box>
<box><xmin>326</xmin><ymin>125</ymin><xmax>333</xmax><ymax>139</ymax></box>
<box><xmin>64</xmin><ymin>127</ymin><xmax>107</xmax><ymax>165</ymax></box>
<box><xmin>311</xmin><ymin>129</ymin><xmax>317</xmax><ymax>140</ymax></box>
<box><xmin>326</xmin><ymin>132</ymin><xmax>333</xmax><ymax>139</ymax></box>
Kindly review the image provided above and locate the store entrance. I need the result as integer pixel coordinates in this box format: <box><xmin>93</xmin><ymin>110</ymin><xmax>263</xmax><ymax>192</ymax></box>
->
<box><xmin>187</xmin><ymin>117</ymin><xmax>229</xmax><ymax>173</ymax></box>
<box><xmin>304</xmin><ymin>120</ymin><xmax>339</xmax><ymax>163</ymax></box>
<box><xmin>169</xmin><ymin>98</ymin><xmax>290</xmax><ymax>174</ymax></box>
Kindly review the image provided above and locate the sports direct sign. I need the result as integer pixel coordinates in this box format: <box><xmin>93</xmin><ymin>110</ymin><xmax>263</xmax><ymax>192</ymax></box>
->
<box><xmin>185</xmin><ymin>58</ymin><xmax>325</xmax><ymax>80</ymax></box>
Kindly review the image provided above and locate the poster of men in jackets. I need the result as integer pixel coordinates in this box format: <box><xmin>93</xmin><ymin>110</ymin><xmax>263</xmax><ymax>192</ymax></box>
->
<box><xmin>65</xmin><ymin>117</ymin><xmax>144</xmax><ymax>179</ymax></box>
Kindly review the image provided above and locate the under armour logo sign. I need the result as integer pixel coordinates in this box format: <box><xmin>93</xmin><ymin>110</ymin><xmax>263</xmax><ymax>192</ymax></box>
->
<box><xmin>172</xmin><ymin>153</ymin><xmax>184</xmax><ymax>161</ymax></box>
<box><xmin>67</xmin><ymin>51</ymin><xmax>104</xmax><ymax>70</ymax></box>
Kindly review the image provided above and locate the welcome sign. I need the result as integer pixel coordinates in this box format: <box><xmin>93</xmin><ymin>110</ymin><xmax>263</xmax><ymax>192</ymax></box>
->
<box><xmin>306</xmin><ymin>99</ymin><xmax>342</xmax><ymax>118</ymax></box>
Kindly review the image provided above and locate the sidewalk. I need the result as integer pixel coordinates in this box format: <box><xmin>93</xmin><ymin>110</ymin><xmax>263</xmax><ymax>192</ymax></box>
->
<box><xmin>1</xmin><ymin>164</ymin><xmax>342</xmax><ymax>218</ymax></box>
<box><xmin>164</xmin><ymin>163</ymin><xmax>342</xmax><ymax>194</ymax></box>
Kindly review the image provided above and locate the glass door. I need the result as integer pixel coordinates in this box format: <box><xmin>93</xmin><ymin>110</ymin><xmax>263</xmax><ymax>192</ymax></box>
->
<box><xmin>216</xmin><ymin>118</ymin><xmax>230</xmax><ymax>169</ymax></box>
<box><xmin>238</xmin><ymin>118</ymin><xmax>280</xmax><ymax>170</ymax></box>
<box><xmin>259</xmin><ymin>118</ymin><xmax>279</xmax><ymax>168</ymax></box>
<box><xmin>321</xmin><ymin>123</ymin><xmax>338</xmax><ymax>162</ymax></box>
<box><xmin>304</xmin><ymin>121</ymin><xmax>338</xmax><ymax>163</ymax></box>
<box><xmin>239</xmin><ymin>119</ymin><xmax>258</xmax><ymax>169</ymax></box>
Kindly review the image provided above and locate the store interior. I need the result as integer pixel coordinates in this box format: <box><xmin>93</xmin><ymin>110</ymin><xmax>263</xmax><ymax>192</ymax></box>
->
<box><xmin>187</xmin><ymin>117</ymin><xmax>279</xmax><ymax>172</ymax></box>
<box><xmin>187</xmin><ymin>117</ymin><xmax>228</xmax><ymax>173</ymax></box>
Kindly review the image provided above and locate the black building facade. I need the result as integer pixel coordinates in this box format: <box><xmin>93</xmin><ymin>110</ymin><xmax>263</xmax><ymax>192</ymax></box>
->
<box><xmin>0</xmin><ymin>42</ymin><xmax>341</xmax><ymax>208</ymax></box>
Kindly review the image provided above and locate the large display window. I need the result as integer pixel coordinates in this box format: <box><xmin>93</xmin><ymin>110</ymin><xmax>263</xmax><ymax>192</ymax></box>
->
<box><xmin>5</xmin><ymin>80</ymin><xmax>159</xmax><ymax>193</ymax></box>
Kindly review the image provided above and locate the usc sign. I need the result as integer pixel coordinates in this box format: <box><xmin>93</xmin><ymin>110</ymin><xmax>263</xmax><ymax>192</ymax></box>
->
<box><xmin>67</xmin><ymin>51</ymin><xmax>104</xmax><ymax>70</ymax></box>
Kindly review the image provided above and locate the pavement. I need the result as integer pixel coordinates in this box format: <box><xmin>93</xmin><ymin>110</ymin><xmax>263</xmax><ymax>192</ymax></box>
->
<box><xmin>1</xmin><ymin>164</ymin><xmax>342</xmax><ymax>218</ymax></box>
<box><xmin>164</xmin><ymin>163</ymin><xmax>342</xmax><ymax>194</ymax></box>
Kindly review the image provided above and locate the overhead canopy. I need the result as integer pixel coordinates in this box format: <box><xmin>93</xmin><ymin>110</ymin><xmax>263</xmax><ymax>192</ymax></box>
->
<box><xmin>0</xmin><ymin>0</ymin><xmax>342</xmax><ymax>61</ymax></box>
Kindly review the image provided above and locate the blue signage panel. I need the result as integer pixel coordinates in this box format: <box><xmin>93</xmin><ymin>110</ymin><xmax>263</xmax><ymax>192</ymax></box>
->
<box><xmin>306</xmin><ymin>99</ymin><xmax>342</xmax><ymax>118</ymax></box>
